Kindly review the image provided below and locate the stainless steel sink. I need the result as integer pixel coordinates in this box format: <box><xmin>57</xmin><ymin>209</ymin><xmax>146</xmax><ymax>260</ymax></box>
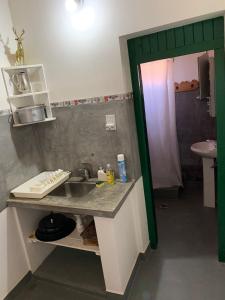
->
<box><xmin>49</xmin><ymin>182</ymin><xmax>96</xmax><ymax>198</ymax></box>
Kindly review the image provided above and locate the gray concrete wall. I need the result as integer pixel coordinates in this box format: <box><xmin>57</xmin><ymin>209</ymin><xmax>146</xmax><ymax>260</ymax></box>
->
<box><xmin>35</xmin><ymin>99</ymin><xmax>141</xmax><ymax>180</ymax></box>
<box><xmin>175</xmin><ymin>89</ymin><xmax>216</xmax><ymax>181</ymax></box>
<box><xmin>0</xmin><ymin>98</ymin><xmax>141</xmax><ymax>211</ymax></box>
<box><xmin>0</xmin><ymin>115</ymin><xmax>44</xmax><ymax>212</ymax></box>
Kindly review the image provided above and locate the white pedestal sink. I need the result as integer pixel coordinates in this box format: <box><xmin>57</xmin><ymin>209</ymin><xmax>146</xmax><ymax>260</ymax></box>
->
<box><xmin>191</xmin><ymin>140</ymin><xmax>217</xmax><ymax>208</ymax></box>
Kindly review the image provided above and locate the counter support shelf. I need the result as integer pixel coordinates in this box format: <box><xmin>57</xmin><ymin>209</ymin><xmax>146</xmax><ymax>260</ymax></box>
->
<box><xmin>28</xmin><ymin>229</ymin><xmax>100</xmax><ymax>256</ymax></box>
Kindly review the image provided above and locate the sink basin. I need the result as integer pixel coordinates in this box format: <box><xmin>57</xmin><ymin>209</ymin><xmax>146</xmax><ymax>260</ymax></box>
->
<box><xmin>191</xmin><ymin>140</ymin><xmax>216</xmax><ymax>208</ymax></box>
<box><xmin>191</xmin><ymin>140</ymin><xmax>217</xmax><ymax>159</ymax></box>
<box><xmin>49</xmin><ymin>182</ymin><xmax>96</xmax><ymax>198</ymax></box>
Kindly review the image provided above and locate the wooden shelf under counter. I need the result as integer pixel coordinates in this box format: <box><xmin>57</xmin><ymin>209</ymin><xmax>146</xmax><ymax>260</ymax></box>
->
<box><xmin>28</xmin><ymin>228</ymin><xmax>100</xmax><ymax>256</ymax></box>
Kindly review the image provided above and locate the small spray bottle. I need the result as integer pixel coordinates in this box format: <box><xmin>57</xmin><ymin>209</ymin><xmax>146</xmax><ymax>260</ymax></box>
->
<box><xmin>117</xmin><ymin>154</ymin><xmax>127</xmax><ymax>183</ymax></box>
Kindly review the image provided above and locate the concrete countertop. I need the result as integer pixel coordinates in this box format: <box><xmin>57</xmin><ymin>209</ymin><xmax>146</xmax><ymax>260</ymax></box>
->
<box><xmin>7</xmin><ymin>180</ymin><xmax>135</xmax><ymax>218</ymax></box>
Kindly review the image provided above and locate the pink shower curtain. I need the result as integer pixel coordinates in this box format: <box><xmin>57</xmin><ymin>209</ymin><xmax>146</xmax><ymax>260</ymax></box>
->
<box><xmin>141</xmin><ymin>59</ymin><xmax>182</xmax><ymax>189</ymax></box>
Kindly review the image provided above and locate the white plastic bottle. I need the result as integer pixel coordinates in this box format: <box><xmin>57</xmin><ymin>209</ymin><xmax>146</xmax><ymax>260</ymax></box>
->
<box><xmin>97</xmin><ymin>166</ymin><xmax>107</xmax><ymax>181</ymax></box>
<box><xmin>117</xmin><ymin>154</ymin><xmax>127</xmax><ymax>183</ymax></box>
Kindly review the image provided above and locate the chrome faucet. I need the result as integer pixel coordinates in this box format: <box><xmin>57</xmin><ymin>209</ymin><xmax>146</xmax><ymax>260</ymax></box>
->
<box><xmin>78</xmin><ymin>163</ymin><xmax>93</xmax><ymax>181</ymax></box>
<box><xmin>78</xmin><ymin>168</ymin><xmax>90</xmax><ymax>181</ymax></box>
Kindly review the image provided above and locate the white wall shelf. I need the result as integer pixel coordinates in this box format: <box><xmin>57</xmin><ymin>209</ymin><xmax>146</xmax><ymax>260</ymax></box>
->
<box><xmin>28</xmin><ymin>229</ymin><xmax>100</xmax><ymax>256</ymax></box>
<box><xmin>12</xmin><ymin>117</ymin><xmax>56</xmax><ymax>127</ymax></box>
<box><xmin>2</xmin><ymin>64</ymin><xmax>43</xmax><ymax>71</ymax></box>
<box><xmin>8</xmin><ymin>90</ymin><xmax>49</xmax><ymax>100</ymax></box>
<box><xmin>1</xmin><ymin>64</ymin><xmax>55</xmax><ymax>127</ymax></box>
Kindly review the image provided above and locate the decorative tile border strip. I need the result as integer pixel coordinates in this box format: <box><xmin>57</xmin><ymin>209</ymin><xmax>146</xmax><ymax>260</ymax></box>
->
<box><xmin>50</xmin><ymin>92</ymin><xmax>133</xmax><ymax>108</ymax></box>
<box><xmin>0</xmin><ymin>92</ymin><xmax>133</xmax><ymax>116</ymax></box>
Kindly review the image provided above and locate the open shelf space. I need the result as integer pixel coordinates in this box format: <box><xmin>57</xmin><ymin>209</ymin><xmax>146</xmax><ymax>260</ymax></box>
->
<box><xmin>2</xmin><ymin>64</ymin><xmax>47</xmax><ymax>97</ymax></box>
<box><xmin>28</xmin><ymin>228</ymin><xmax>100</xmax><ymax>256</ymax></box>
<box><xmin>2</xmin><ymin>64</ymin><xmax>43</xmax><ymax>71</ymax></box>
<box><xmin>34</xmin><ymin>247</ymin><xmax>106</xmax><ymax>296</ymax></box>
<box><xmin>13</xmin><ymin>117</ymin><xmax>56</xmax><ymax>127</ymax></box>
<box><xmin>8</xmin><ymin>90</ymin><xmax>48</xmax><ymax>100</ymax></box>
<box><xmin>1</xmin><ymin>64</ymin><xmax>56</xmax><ymax>127</ymax></box>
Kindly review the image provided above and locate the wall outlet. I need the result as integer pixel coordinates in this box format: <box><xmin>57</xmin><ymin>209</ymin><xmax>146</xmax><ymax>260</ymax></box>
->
<box><xmin>105</xmin><ymin>114</ymin><xmax>116</xmax><ymax>131</ymax></box>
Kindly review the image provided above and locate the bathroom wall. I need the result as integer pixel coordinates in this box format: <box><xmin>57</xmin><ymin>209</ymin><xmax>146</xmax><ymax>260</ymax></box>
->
<box><xmin>0</xmin><ymin>112</ymin><xmax>60</xmax><ymax>299</ymax></box>
<box><xmin>0</xmin><ymin>2</ymin><xmax>55</xmax><ymax>298</ymax></box>
<box><xmin>0</xmin><ymin>94</ymin><xmax>141</xmax><ymax>206</ymax></box>
<box><xmin>173</xmin><ymin>51</ymin><xmax>214</xmax><ymax>83</ymax></box>
<box><xmin>8</xmin><ymin>0</ymin><xmax>225</xmax><ymax>106</ymax></box>
<box><xmin>0</xmin><ymin>0</ymin><xmax>16</xmax><ymax>110</ymax></box>
<box><xmin>0</xmin><ymin>115</ymin><xmax>44</xmax><ymax>212</ymax></box>
<box><xmin>175</xmin><ymin>89</ymin><xmax>216</xmax><ymax>181</ymax></box>
<box><xmin>0</xmin><ymin>0</ymin><xmax>44</xmax><ymax>212</ymax></box>
<box><xmin>35</xmin><ymin>97</ymin><xmax>141</xmax><ymax>179</ymax></box>
<box><xmin>174</xmin><ymin>53</ymin><xmax>202</xmax><ymax>83</ymax></box>
<box><xmin>0</xmin><ymin>114</ymin><xmax>54</xmax><ymax>300</ymax></box>
<box><xmin>0</xmin><ymin>93</ymin><xmax>141</xmax><ymax>299</ymax></box>
<box><xmin>174</xmin><ymin>52</ymin><xmax>216</xmax><ymax>181</ymax></box>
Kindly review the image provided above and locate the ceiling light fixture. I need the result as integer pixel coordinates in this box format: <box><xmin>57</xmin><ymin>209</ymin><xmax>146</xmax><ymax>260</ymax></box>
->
<box><xmin>70</xmin><ymin>6</ymin><xmax>95</xmax><ymax>31</ymax></box>
<box><xmin>65</xmin><ymin>0</ymin><xmax>84</xmax><ymax>13</ymax></box>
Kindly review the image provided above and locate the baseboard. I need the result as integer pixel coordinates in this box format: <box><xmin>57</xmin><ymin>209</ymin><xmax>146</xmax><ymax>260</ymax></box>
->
<box><xmin>4</xmin><ymin>272</ymin><xmax>32</xmax><ymax>300</ymax></box>
<box><xmin>140</xmin><ymin>243</ymin><xmax>152</xmax><ymax>259</ymax></box>
<box><xmin>153</xmin><ymin>186</ymin><xmax>181</xmax><ymax>199</ymax></box>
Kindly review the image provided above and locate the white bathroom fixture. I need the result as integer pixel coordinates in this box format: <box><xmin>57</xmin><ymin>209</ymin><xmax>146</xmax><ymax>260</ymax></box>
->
<box><xmin>191</xmin><ymin>140</ymin><xmax>217</xmax><ymax>158</ymax></box>
<box><xmin>65</xmin><ymin>0</ymin><xmax>83</xmax><ymax>12</ymax></box>
<box><xmin>191</xmin><ymin>140</ymin><xmax>216</xmax><ymax>208</ymax></box>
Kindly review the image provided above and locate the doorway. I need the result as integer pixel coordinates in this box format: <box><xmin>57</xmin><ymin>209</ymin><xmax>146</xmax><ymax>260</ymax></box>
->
<box><xmin>127</xmin><ymin>17</ymin><xmax>225</xmax><ymax>261</ymax></box>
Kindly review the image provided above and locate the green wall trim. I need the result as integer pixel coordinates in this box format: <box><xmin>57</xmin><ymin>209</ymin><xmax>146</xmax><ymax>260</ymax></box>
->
<box><xmin>129</xmin><ymin>17</ymin><xmax>224</xmax><ymax>64</ymax></box>
<box><xmin>215</xmin><ymin>48</ymin><xmax>225</xmax><ymax>262</ymax></box>
<box><xmin>128</xmin><ymin>16</ymin><xmax>225</xmax><ymax>261</ymax></box>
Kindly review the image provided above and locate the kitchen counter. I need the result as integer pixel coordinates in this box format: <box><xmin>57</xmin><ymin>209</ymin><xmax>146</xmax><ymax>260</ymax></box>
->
<box><xmin>7</xmin><ymin>180</ymin><xmax>135</xmax><ymax>218</ymax></box>
<box><xmin>7</xmin><ymin>177</ymin><xmax>149</xmax><ymax>295</ymax></box>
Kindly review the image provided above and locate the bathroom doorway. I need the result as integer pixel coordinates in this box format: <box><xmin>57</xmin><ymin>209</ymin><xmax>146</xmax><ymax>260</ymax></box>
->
<box><xmin>128</xmin><ymin>17</ymin><xmax>225</xmax><ymax>261</ymax></box>
<box><xmin>140</xmin><ymin>51</ymin><xmax>216</xmax><ymax>192</ymax></box>
<box><xmin>139</xmin><ymin>51</ymin><xmax>218</xmax><ymax>259</ymax></box>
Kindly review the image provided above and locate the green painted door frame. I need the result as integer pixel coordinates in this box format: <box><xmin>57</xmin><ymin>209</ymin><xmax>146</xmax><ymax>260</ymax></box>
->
<box><xmin>128</xmin><ymin>17</ymin><xmax>225</xmax><ymax>261</ymax></box>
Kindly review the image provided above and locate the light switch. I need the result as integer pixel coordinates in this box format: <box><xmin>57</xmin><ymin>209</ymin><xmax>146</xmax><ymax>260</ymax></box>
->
<box><xmin>105</xmin><ymin>114</ymin><xmax>116</xmax><ymax>131</ymax></box>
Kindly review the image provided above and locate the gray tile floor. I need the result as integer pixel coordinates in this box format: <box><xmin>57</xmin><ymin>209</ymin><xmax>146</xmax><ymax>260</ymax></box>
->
<box><xmin>8</xmin><ymin>184</ymin><xmax>225</xmax><ymax>300</ymax></box>
<box><xmin>127</xmin><ymin>184</ymin><xmax>225</xmax><ymax>300</ymax></box>
<box><xmin>34</xmin><ymin>247</ymin><xmax>106</xmax><ymax>296</ymax></box>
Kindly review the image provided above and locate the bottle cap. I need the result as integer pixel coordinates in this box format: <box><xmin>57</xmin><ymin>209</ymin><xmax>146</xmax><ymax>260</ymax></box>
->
<box><xmin>117</xmin><ymin>154</ymin><xmax>125</xmax><ymax>161</ymax></box>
